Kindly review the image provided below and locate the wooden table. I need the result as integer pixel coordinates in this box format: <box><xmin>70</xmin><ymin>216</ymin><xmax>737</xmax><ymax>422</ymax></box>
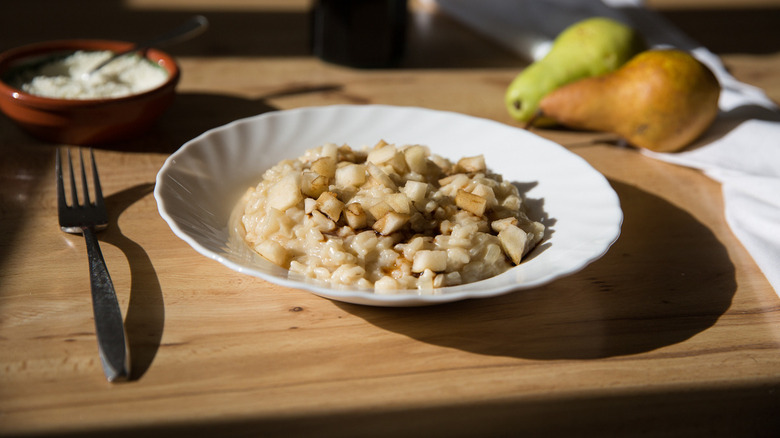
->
<box><xmin>2</xmin><ymin>1</ymin><xmax>779</xmax><ymax>436</ymax></box>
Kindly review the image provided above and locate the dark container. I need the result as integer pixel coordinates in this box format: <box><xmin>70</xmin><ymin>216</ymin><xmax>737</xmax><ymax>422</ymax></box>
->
<box><xmin>310</xmin><ymin>0</ymin><xmax>408</xmax><ymax>68</ymax></box>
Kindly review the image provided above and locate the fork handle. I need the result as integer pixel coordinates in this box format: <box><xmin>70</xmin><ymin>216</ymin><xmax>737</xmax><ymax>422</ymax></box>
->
<box><xmin>82</xmin><ymin>226</ymin><xmax>131</xmax><ymax>382</ymax></box>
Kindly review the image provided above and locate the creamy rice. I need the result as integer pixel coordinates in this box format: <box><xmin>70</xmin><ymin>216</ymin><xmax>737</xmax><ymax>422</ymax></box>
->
<box><xmin>240</xmin><ymin>141</ymin><xmax>545</xmax><ymax>293</ymax></box>
<box><xmin>14</xmin><ymin>50</ymin><xmax>168</xmax><ymax>99</ymax></box>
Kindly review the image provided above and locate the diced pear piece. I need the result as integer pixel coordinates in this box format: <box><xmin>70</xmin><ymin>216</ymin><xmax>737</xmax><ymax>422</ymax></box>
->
<box><xmin>502</xmin><ymin>195</ymin><xmax>522</xmax><ymax>210</ymax></box>
<box><xmin>498</xmin><ymin>224</ymin><xmax>529</xmax><ymax>265</ymax></box>
<box><xmin>390</xmin><ymin>150</ymin><xmax>409</xmax><ymax>174</ymax></box>
<box><xmin>320</xmin><ymin>143</ymin><xmax>339</xmax><ymax>161</ymax></box>
<box><xmin>372</xmin><ymin>212</ymin><xmax>410</xmax><ymax>235</ymax></box>
<box><xmin>412</xmin><ymin>250</ymin><xmax>448</xmax><ymax>273</ymax></box>
<box><xmin>403</xmin><ymin>180</ymin><xmax>428</xmax><ymax>204</ymax></box>
<box><xmin>429</xmin><ymin>154</ymin><xmax>451</xmax><ymax>174</ymax></box>
<box><xmin>417</xmin><ymin>268</ymin><xmax>435</xmax><ymax>289</ymax></box>
<box><xmin>345</xmin><ymin>203</ymin><xmax>367</xmax><ymax>229</ymax></box>
<box><xmin>455</xmin><ymin>189</ymin><xmax>487</xmax><ymax>217</ymax></box>
<box><xmin>367</xmin><ymin>162</ymin><xmax>397</xmax><ymax>190</ymax></box>
<box><xmin>366</xmin><ymin>200</ymin><xmax>393</xmax><ymax>221</ymax></box>
<box><xmin>457</xmin><ymin>155</ymin><xmax>486</xmax><ymax>173</ymax></box>
<box><xmin>446</xmin><ymin>247</ymin><xmax>470</xmax><ymax>267</ymax></box>
<box><xmin>304</xmin><ymin>197</ymin><xmax>317</xmax><ymax>214</ymax></box>
<box><xmin>527</xmin><ymin>221</ymin><xmax>546</xmax><ymax>245</ymax></box>
<box><xmin>386</xmin><ymin>193</ymin><xmax>411</xmax><ymax>214</ymax></box>
<box><xmin>268</xmin><ymin>174</ymin><xmax>303</xmax><ymax>211</ymax></box>
<box><xmin>258</xmin><ymin>207</ymin><xmax>284</xmax><ymax>238</ymax></box>
<box><xmin>300</xmin><ymin>171</ymin><xmax>329</xmax><ymax>199</ymax></box>
<box><xmin>403</xmin><ymin>145</ymin><xmax>428</xmax><ymax>175</ymax></box>
<box><xmin>471</xmin><ymin>183</ymin><xmax>497</xmax><ymax>208</ymax></box>
<box><xmin>367</xmin><ymin>144</ymin><xmax>396</xmax><ymax>165</ymax></box>
<box><xmin>491</xmin><ymin>217</ymin><xmax>519</xmax><ymax>233</ymax></box>
<box><xmin>439</xmin><ymin>173</ymin><xmax>469</xmax><ymax>190</ymax></box>
<box><xmin>335</xmin><ymin>163</ymin><xmax>367</xmax><ymax>188</ymax></box>
<box><xmin>438</xmin><ymin>174</ymin><xmax>457</xmax><ymax>186</ymax></box>
<box><xmin>311</xmin><ymin>156</ymin><xmax>337</xmax><ymax>178</ymax></box>
<box><xmin>256</xmin><ymin>240</ymin><xmax>288</xmax><ymax>267</ymax></box>
<box><xmin>316</xmin><ymin>191</ymin><xmax>345</xmax><ymax>221</ymax></box>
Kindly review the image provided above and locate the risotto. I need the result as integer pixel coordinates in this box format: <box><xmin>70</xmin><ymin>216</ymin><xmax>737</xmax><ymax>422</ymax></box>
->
<box><xmin>240</xmin><ymin>141</ymin><xmax>545</xmax><ymax>293</ymax></box>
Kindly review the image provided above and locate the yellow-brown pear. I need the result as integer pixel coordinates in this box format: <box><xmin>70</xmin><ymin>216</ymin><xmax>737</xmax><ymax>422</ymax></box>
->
<box><xmin>538</xmin><ymin>49</ymin><xmax>721</xmax><ymax>152</ymax></box>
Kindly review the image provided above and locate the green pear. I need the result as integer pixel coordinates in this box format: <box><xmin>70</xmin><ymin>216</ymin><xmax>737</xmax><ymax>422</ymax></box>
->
<box><xmin>505</xmin><ymin>17</ymin><xmax>645</xmax><ymax>125</ymax></box>
<box><xmin>538</xmin><ymin>49</ymin><xmax>721</xmax><ymax>152</ymax></box>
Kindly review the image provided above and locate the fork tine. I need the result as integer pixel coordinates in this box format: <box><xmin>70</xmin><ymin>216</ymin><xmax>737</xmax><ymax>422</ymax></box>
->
<box><xmin>55</xmin><ymin>148</ymin><xmax>67</xmax><ymax>208</ymax></box>
<box><xmin>89</xmin><ymin>148</ymin><xmax>105</xmax><ymax>208</ymax></box>
<box><xmin>79</xmin><ymin>149</ymin><xmax>91</xmax><ymax>206</ymax></box>
<box><xmin>66</xmin><ymin>149</ymin><xmax>80</xmax><ymax>207</ymax></box>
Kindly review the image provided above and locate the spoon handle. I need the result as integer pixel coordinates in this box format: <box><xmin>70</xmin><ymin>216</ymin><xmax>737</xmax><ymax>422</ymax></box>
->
<box><xmin>133</xmin><ymin>15</ymin><xmax>209</xmax><ymax>52</ymax></box>
<box><xmin>89</xmin><ymin>15</ymin><xmax>208</xmax><ymax>74</ymax></box>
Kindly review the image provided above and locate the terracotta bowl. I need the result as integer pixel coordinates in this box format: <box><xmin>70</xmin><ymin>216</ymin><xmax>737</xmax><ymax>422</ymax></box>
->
<box><xmin>0</xmin><ymin>39</ymin><xmax>180</xmax><ymax>145</ymax></box>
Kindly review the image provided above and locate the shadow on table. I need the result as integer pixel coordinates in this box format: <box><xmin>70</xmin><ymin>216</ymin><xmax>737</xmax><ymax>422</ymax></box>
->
<box><xmin>100</xmin><ymin>183</ymin><xmax>164</xmax><ymax>380</ymax></box>
<box><xmin>50</xmin><ymin>382</ymin><xmax>779</xmax><ymax>438</ymax></box>
<box><xmin>101</xmin><ymin>81</ymin><xmax>347</xmax><ymax>154</ymax></box>
<box><xmin>95</xmin><ymin>90</ymin><xmax>295</xmax><ymax>376</ymax></box>
<box><xmin>0</xmin><ymin>92</ymin><xmax>280</xmax><ymax>155</ymax></box>
<box><xmin>99</xmin><ymin>92</ymin><xmax>280</xmax><ymax>154</ymax></box>
<box><xmin>0</xmin><ymin>92</ymin><xmax>279</xmax><ymax>378</ymax></box>
<box><xmin>336</xmin><ymin>180</ymin><xmax>736</xmax><ymax>360</ymax></box>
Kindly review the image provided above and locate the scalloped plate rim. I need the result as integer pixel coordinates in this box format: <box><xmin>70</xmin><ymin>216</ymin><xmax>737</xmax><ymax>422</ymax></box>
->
<box><xmin>154</xmin><ymin>104</ymin><xmax>623</xmax><ymax>307</ymax></box>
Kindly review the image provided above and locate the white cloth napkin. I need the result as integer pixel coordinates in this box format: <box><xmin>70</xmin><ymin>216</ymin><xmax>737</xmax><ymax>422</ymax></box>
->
<box><xmin>434</xmin><ymin>0</ymin><xmax>780</xmax><ymax>297</ymax></box>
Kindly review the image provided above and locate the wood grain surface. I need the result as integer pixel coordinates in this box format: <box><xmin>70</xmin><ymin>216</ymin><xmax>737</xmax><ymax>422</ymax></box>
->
<box><xmin>1</xmin><ymin>1</ymin><xmax>779</xmax><ymax>436</ymax></box>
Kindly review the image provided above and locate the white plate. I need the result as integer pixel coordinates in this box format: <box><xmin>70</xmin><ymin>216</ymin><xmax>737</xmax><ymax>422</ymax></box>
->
<box><xmin>155</xmin><ymin>105</ymin><xmax>622</xmax><ymax>307</ymax></box>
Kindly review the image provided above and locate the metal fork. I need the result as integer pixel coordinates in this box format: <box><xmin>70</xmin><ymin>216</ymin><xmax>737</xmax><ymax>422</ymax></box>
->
<box><xmin>56</xmin><ymin>149</ymin><xmax>130</xmax><ymax>382</ymax></box>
